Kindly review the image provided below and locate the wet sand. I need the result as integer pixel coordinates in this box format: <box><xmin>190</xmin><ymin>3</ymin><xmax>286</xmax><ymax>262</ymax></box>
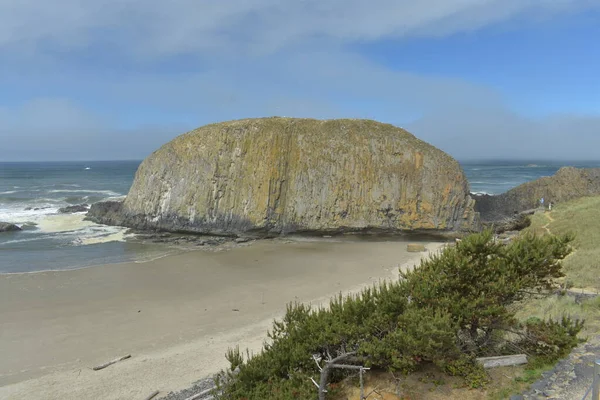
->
<box><xmin>0</xmin><ymin>238</ymin><xmax>443</xmax><ymax>399</ymax></box>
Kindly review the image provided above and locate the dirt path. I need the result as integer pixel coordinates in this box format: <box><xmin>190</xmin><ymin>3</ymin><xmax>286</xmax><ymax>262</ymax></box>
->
<box><xmin>541</xmin><ymin>212</ymin><xmax>555</xmax><ymax>235</ymax></box>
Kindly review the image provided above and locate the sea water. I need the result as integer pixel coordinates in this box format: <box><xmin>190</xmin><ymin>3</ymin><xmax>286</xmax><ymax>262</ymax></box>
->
<box><xmin>2</xmin><ymin>160</ymin><xmax>599</xmax><ymax>273</ymax></box>
<box><xmin>463</xmin><ymin>160</ymin><xmax>600</xmax><ymax>195</ymax></box>
<box><xmin>0</xmin><ymin>161</ymin><xmax>178</xmax><ymax>273</ymax></box>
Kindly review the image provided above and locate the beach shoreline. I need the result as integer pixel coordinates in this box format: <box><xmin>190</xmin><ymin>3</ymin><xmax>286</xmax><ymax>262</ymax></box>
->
<box><xmin>0</xmin><ymin>237</ymin><xmax>444</xmax><ymax>400</ymax></box>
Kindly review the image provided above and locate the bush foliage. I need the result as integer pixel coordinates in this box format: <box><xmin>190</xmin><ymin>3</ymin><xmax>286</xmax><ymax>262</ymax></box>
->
<box><xmin>217</xmin><ymin>231</ymin><xmax>582</xmax><ymax>399</ymax></box>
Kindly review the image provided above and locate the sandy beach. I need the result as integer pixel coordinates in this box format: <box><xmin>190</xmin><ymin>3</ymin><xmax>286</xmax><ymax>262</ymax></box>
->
<box><xmin>0</xmin><ymin>237</ymin><xmax>443</xmax><ymax>400</ymax></box>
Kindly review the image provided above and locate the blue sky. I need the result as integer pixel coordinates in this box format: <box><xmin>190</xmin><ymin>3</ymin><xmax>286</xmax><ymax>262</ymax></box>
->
<box><xmin>1</xmin><ymin>0</ymin><xmax>599</xmax><ymax>161</ymax></box>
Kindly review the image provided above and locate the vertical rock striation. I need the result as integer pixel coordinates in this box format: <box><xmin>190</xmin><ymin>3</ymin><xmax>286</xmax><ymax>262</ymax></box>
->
<box><xmin>92</xmin><ymin>118</ymin><xmax>479</xmax><ymax>235</ymax></box>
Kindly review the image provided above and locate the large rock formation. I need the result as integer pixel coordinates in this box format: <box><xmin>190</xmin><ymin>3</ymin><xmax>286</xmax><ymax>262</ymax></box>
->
<box><xmin>89</xmin><ymin>118</ymin><xmax>479</xmax><ymax>236</ymax></box>
<box><xmin>474</xmin><ymin>167</ymin><xmax>600</xmax><ymax>222</ymax></box>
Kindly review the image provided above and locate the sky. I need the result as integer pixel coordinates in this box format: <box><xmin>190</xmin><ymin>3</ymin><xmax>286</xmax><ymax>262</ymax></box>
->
<box><xmin>1</xmin><ymin>0</ymin><xmax>599</xmax><ymax>161</ymax></box>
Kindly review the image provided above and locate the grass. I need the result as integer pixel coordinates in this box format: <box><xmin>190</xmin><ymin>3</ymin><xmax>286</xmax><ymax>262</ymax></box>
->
<box><xmin>485</xmin><ymin>363</ymin><xmax>554</xmax><ymax>400</ymax></box>
<box><xmin>527</xmin><ymin>196</ymin><xmax>600</xmax><ymax>290</ymax></box>
<box><xmin>515</xmin><ymin>294</ymin><xmax>600</xmax><ymax>337</ymax></box>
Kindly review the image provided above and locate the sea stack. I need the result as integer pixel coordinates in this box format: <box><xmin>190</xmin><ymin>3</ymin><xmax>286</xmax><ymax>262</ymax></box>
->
<box><xmin>89</xmin><ymin>118</ymin><xmax>479</xmax><ymax>236</ymax></box>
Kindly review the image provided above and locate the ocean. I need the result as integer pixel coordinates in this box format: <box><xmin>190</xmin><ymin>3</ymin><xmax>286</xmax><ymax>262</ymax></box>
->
<box><xmin>462</xmin><ymin>160</ymin><xmax>600</xmax><ymax>195</ymax></box>
<box><xmin>1</xmin><ymin>160</ymin><xmax>599</xmax><ymax>273</ymax></box>
<box><xmin>0</xmin><ymin>161</ymin><xmax>178</xmax><ymax>273</ymax></box>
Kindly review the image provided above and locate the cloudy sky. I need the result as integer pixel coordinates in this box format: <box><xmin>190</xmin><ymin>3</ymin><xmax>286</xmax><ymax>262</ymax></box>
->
<box><xmin>1</xmin><ymin>0</ymin><xmax>599</xmax><ymax>161</ymax></box>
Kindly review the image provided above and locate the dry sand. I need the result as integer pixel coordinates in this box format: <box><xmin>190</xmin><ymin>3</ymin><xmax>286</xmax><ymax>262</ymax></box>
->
<box><xmin>0</xmin><ymin>237</ymin><xmax>443</xmax><ymax>400</ymax></box>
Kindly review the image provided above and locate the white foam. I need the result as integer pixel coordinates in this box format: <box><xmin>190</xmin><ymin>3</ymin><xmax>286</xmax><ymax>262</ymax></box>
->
<box><xmin>36</xmin><ymin>214</ymin><xmax>95</xmax><ymax>233</ymax></box>
<box><xmin>0</xmin><ymin>190</ymin><xmax>17</xmax><ymax>194</ymax></box>
<box><xmin>0</xmin><ymin>206</ymin><xmax>60</xmax><ymax>225</ymax></box>
<box><xmin>78</xmin><ymin>230</ymin><xmax>127</xmax><ymax>245</ymax></box>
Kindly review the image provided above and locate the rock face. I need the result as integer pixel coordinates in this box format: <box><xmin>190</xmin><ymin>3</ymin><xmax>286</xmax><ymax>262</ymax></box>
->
<box><xmin>474</xmin><ymin>167</ymin><xmax>600</xmax><ymax>222</ymax></box>
<box><xmin>0</xmin><ymin>222</ymin><xmax>21</xmax><ymax>232</ymax></box>
<box><xmin>90</xmin><ymin>118</ymin><xmax>479</xmax><ymax>236</ymax></box>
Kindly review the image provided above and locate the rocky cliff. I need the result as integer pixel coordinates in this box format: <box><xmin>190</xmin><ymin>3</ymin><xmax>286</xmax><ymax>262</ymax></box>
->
<box><xmin>474</xmin><ymin>167</ymin><xmax>600</xmax><ymax>222</ymax></box>
<box><xmin>89</xmin><ymin>118</ymin><xmax>479</xmax><ymax>236</ymax></box>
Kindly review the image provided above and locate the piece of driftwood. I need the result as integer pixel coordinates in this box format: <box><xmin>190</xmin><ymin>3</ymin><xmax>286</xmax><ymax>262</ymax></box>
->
<box><xmin>476</xmin><ymin>354</ymin><xmax>527</xmax><ymax>369</ymax></box>
<box><xmin>92</xmin><ymin>354</ymin><xmax>132</xmax><ymax>371</ymax></box>
<box><xmin>143</xmin><ymin>390</ymin><xmax>159</xmax><ymax>400</ymax></box>
<box><xmin>183</xmin><ymin>387</ymin><xmax>214</xmax><ymax>400</ymax></box>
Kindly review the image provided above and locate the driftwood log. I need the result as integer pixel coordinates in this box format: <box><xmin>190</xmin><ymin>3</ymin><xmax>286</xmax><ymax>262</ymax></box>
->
<box><xmin>143</xmin><ymin>390</ymin><xmax>159</xmax><ymax>400</ymax></box>
<box><xmin>92</xmin><ymin>354</ymin><xmax>132</xmax><ymax>371</ymax></box>
<box><xmin>476</xmin><ymin>354</ymin><xmax>527</xmax><ymax>369</ymax></box>
<box><xmin>183</xmin><ymin>387</ymin><xmax>215</xmax><ymax>400</ymax></box>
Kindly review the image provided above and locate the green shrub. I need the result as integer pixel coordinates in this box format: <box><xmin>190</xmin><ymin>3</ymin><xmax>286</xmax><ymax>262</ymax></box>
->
<box><xmin>217</xmin><ymin>231</ymin><xmax>578</xmax><ymax>399</ymax></box>
<box><xmin>443</xmin><ymin>355</ymin><xmax>490</xmax><ymax>388</ymax></box>
<box><xmin>517</xmin><ymin>315</ymin><xmax>584</xmax><ymax>365</ymax></box>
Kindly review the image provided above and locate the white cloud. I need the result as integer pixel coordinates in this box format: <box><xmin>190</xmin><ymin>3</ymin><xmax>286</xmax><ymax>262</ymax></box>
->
<box><xmin>2</xmin><ymin>50</ymin><xmax>599</xmax><ymax>162</ymax></box>
<box><xmin>1</xmin><ymin>0</ymin><xmax>598</xmax><ymax>56</ymax></box>
<box><xmin>1</xmin><ymin>0</ymin><xmax>599</xmax><ymax>161</ymax></box>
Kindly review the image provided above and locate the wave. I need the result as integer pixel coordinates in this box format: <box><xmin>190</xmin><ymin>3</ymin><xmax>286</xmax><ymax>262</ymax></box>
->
<box><xmin>48</xmin><ymin>189</ymin><xmax>122</xmax><ymax>196</ymax></box>
<box><xmin>0</xmin><ymin>190</ymin><xmax>17</xmax><ymax>194</ymax></box>
<box><xmin>76</xmin><ymin>230</ymin><xmax>128</xmax><ymax>246</ymax></box>
<box><xmin>0</xmin><ymin>236</ymin><xmax>48</xmax><ymax>246</ymax></box>
<box><xmin>104</xmin><ymin>195</ymin><xmax>127</xmax><ymax>201</ymax></box>
<box><xmin>0</xmin><ymin>206</ymin><xmax>60</xmax><ymax>223</ymax></box>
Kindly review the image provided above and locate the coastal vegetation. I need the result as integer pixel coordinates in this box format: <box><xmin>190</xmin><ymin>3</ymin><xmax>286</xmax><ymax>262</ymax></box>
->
<box><xmin>216</xmin><ymin>230</ymin><xmax>582</xmax><ymax>399</ymax></box>
<box><xmin>517</xmin><ymin>196</ymin><xmax>600</xmax><ymax>337</ymax></box>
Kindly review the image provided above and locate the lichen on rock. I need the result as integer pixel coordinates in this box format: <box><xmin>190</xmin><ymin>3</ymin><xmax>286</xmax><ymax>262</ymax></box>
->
<box><xmin>93</xmin><ymin>118</ymin><xmax>480</xmax><ymax>236</ymax></box>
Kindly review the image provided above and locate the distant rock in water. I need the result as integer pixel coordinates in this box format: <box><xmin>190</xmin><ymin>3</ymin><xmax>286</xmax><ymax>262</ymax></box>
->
<box><xmin>0</xmin><ymin>222</ymin><xmax>22</xmax><ymax>232</ymax></box>
<box><xmin>473</xmin><ymin>167</ymin><xmax>600</xmax><ymax>222</ymax></box>
<box><xmin>58</xmin><ymin>204</ymin><xmax>90</xmax><ymax>214</ymax></box>
<box><xmin>88</xmin><ymin>118</ymin><xmax>479</xmax><ymax>236</ymax></box>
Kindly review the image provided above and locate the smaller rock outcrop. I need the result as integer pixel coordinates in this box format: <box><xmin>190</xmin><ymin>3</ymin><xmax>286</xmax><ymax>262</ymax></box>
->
<box><xmin>0</xmin><ymin>222</ymin><xmax>22</xmax><ymax>232</ymax></box>
<box><xmin>58</xmin><ymin>204</ymin><xmax>90</xmax><ymax>214</ymax></box>
<box><xmin>86</xmin><ymin>201</ymin><xmax>127</xmax><ymax>226</ymax></box>
<box><xmin>473</xmin><ymin>167</ymin><xmax>600</xmax><ymax>222</ymax></box>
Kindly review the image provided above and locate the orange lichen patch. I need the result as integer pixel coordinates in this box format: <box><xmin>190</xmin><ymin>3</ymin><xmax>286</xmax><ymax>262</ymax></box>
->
<box><xmin>415</xmin><ymin>152</ymin><xmax>424</xmax><ymax>170</ymax></box>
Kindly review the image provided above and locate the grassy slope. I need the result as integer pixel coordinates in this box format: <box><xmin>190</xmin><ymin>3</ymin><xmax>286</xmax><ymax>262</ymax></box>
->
<box><xmin>516</xmin><ymin>196</ymin><xmax>600</xmax><ymax>337</ymax></box>
<box><xmin>527</xmin><ymin>196</ymin><xmax>600</xmax><ymax>290</ymax></box>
